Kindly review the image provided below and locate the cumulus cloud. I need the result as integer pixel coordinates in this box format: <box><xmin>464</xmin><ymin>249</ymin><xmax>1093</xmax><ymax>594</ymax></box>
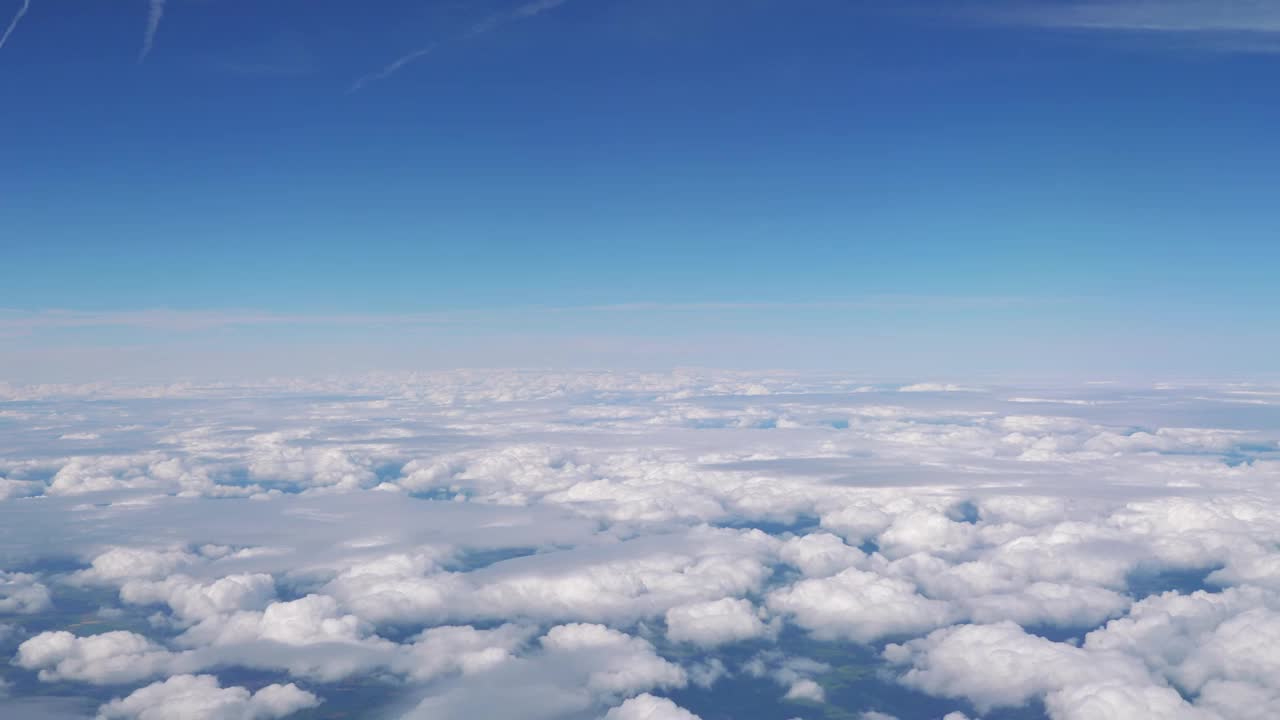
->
<box><xmin>119</xmin><ymin>573</ymin><xmax>276</xmax><ymax>623</ymax></box>
<box><xmin>782</xmin><ymin>677</ymin><xmax>825</xmax><ymax>703</ymax></box>
<box><xmin>884</xmin><ymin>621</ymin><xmax>1193</xmax><ymax>716</ymax></box>
<box><xmin>400</xmin><ymin>622</ymin><xmax>687</xmax><ymax>720</ymax></box>
<box><xmin>74</xmin><ymin>546</ymin><xmax>200</xmax><ymax>584</ymax></box>
<box><xmin>665</xmin><ymin>597</ymin><xmax>770</xmax><ymax>647</ymax></box>
<box><xmin>0</xmin><ymin>570</ymin><xmax>52</xmax><ymax>613</ymax></box>
<box><xmin>602</xmin><ymin>693</ymin><xmax>702</xmax><ymax>720</ymax></box>
<box><xmin>768</xmin><ymin>567</ymin><xmax>954</xmax><ymax>642</ymax></box>
<box><xmin>16</xmin><ymin>630</ymin><xmax>185</xmax><ymax>684</ymax></box>
<box><xmin>539</xmin><ymin>623</ymin><xmax>686</xmax><ymax>695</ymax></box>
<box><xmin>778</xmin><ymin>532</ymin><xmax>865</xmax><ymax>577</ymax></box>
<box><xmin>396</xmin><ymin>623</ymin><xmax>532</xmax><ymax>681</ymax></box>
<box><xmin>2</xmin><ymin>372</ymin><xmax>1279</xmax><ymax>719</ymax></box>
<box><xmin>97</xmin><ymin>674</ymin><xmax>319</xmax><ymax>720</ymax></box>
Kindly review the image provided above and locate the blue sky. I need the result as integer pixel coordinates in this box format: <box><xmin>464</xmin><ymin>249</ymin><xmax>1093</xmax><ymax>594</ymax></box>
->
<box><xmin>2</xmin><ymin>0</ymin><xmax>1278</xmax><ymax>379</ymax></box>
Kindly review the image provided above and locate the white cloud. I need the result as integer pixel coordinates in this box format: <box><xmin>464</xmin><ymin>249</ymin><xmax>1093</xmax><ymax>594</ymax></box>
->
<box><xmin>16</xmin><ymin>631</ymin><xmax>185</xmax><ymax>685</ymax></box>
<box><xmin>0</xmin><ymin>571</ymin><xmax>52</xmax><ymax>613</ymax></box>
<box><xmin>351</xmin><ymin>0</ymin><xmax>572</xmax><ymax>92</ymax></box>
<box><xmin>602</xmin><ymin>694</ymin><xmax>702</xmax><ymax>720</ymax></box>
<box><xmin>768</xmin><ymin>567</ymin><xmax>954</xmax><ymax>643</ymax></box>
<box><xmin>2</xmin><ymin>372</ymin><xmax>1279</xmax><ymax>719</ymax></box>
<box><xmin>885</xmin><ymin>621</ymin><xmax>1165</xmax><ymax>713</ymax></box>
<box><xmin>778</xmin><ymin>532</ymin><xmax>865</xmax><ymax>577</ymax></box>
<box><xmin>992</xmin><ymin>0</ymin><xmax>1280</xmax><ymax>33</ymax></box>
<box><xmin>458</xmin><ymin>527</ymin><xmax>778</xmax><ymax>625</ymax></box>
<box><xmin>97</xmin><ymin>674</ymin><xmax>319</xmax><ymax>720</ymax></box>
<box><xmin>75</xmin><ymin>547</ymin><xmax>200</xmax><ymax>584</ymax></box>
<box><xmin>665</xmin><ymin>597</ymin><xmax>770</xmax><ymax>647</ymax></box>
<box><xmin>0</xmin><ymin>0</ymin><xmax>29</xmax><ymax>51</ymax></box>
<box><xmin>119</xmin><ymin>573</ymin><xmax>276</xmax><ymax>623</ymax></box>
<box><xmin>539</xmin><ymin>623</ymin><xmax>686</xmax><ymax>695</ymax></box>
<box><xmin>1045</xmin><ymin>680</ymin><xmax>1212</xmax><ymax>720</ymax></box>
<box><xmin>982</xmin><ymin>0</ymin><xmax>1280</xmax><ymax>54</ymax></box>
<box><xmin>877</xmin><ymin>510</ymin><xmax>979</xmax><ymax>558</ymax></box>
<box><xmin>396</xmin><ymin>624</ymin><xmax>532</xmax><ymax>681</ymax></box>
<box><xmin>399</xmin><ymin>620</ymin><xmax>690</xmax><ymax>720</ymax></box>
<box><xmin>139</xmin><ymin>0</ymin><xmax>165</xmax><ymax>62</ymax></box>
<box><xmin>899</xmin><ymin>383</ymin><xmax>980</xmax><ymax>393</ymax></box>
<box><xmin>783</xmin><ymin>677</ymin><xmax>825</xmax><ymax>703</ymax></box>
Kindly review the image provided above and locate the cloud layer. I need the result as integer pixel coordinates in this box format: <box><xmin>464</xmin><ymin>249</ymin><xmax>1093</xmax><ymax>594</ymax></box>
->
<box><xmin>1</xmin><ymin>371</ymin><xmax>1278</xmax><ymax>718</ymax></box>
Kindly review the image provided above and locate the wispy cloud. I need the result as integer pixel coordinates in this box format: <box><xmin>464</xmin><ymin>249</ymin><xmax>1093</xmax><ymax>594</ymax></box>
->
<box><xmin>0</xmin><ymin>309</ymin><xmax>459</xmax><ymax>334</ymax></box>
<box><xmin>0</xmin><ymin>297</ymin><xmax>1053</xmax><ymax>335</ymax></box>
<box><xmin>0</xmin><ymin>0</ymin><xmax>30</xmax><ymax>51</ymax></box>
<box><xmin>967</xmin><ymin>0</ymin><xmax>1280</xmax><ymax>54</ymax></box>
<box><xmin>351</xmin><ymin>0</ymin><xmax>570</xmax><ymax>92</ymax></box>
<box><xmin>993</xmin><ymin>0</ymin><xmax>1280</xmax><ymax>33</ymax></box>
<box><xmin>139</xmin><ymin>0</ymin><xmax>164</xmax><ymax>63</ymax></box>
<box><xmin>349</xmin><ymin>44</ymin><xmax>439</xmax><ymax>92</ymax></box>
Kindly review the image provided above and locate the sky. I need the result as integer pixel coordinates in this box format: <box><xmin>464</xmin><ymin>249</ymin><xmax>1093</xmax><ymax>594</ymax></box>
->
<box><xmin>2</xmin><ymin>0</ymin><xmax>1279</xmax><ymax>379</ymax></box>
<box><xmin>4</xmin><ymin>9</ymin><xmax>1280</xmax><ymax>718</ymax></box>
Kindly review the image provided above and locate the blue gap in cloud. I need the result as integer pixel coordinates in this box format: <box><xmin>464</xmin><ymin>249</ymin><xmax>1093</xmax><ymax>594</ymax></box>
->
<box><xmin>447</xmin><ymin>546</ymin><xmax>540</xmax><ymax>572</ymax></box>
<box><xmin>216</xmin><ymin>666</ymin><xmax>413</xmax><ymax>720</ymax></box>
<box><xmin>660</xmin><ymin>626</ymin><xmax>1050</xmax><ymax>720</ymax></box>
<box><xmin>715</xmin><ymin>515</ymin><xmax>822</xmax><ymax>536</ymax></box>
<box><xmin>1126</xmin><ymin>565</ymin><xmax>1221</xmax><ymax>599</ymax></box>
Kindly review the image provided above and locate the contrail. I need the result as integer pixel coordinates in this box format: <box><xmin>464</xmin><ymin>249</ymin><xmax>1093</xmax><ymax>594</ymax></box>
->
<box><xmin>0</xmin><ymin>0</ymin><xmax>31</xmax><ymax>51</ymax></box>
<box><xmin>139</xmin><ymin>0</ymin><xmax>164</xmax><ymax>62</ymax></box>
<box><xmin>350</xmin><ymin>0</ymin><xmax>569</xmax><ymax>92</ymax></box>
<box><xmin>349</xmin><ymin>43</ymin><xmax>439</xmax><ymax>93</ymax></box>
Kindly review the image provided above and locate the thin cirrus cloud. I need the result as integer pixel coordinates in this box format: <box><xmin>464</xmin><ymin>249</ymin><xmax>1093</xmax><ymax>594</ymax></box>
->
<box><xmin>978</xmin><ymin>0</ymin><xmax>1280</xmax><ymax>52</ymax></box>
<box><xmin>0</xmin><ymin>0</ymin><xmax>30</xmax><ymax>51</ymax></box>
<box><xmin>0</xmin><ymin>0</ymin><xmax>178</xmax><ymax>64</ymax></box>
<box><xmin>139</xmin><ymin>0</ymin><xmax>165</xmax><ymax>62</ymax></box>
<box><xmin>0</xmin><ymin>308</ymin><xmax>461</xmax><ymax>333</ymax></box>
<box><xmin>992</xmin><ymin>0</ymin><xmax>1280</xmax><ymax>32</ymax></box>
<box><xmin>350</xmin><ymin>0</ymin><xmax>571</xmax><ymax>92</ymax></box>
<box><xmin>0</xmin><ymin>297</ymin><xmax>1044</xmax><ymax>333</ymax></box>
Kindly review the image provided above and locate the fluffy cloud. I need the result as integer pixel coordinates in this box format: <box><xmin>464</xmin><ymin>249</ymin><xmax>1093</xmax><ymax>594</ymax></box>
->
<box><xmin>461</xmin><ymin>527</ymin><xmax>778</xmax><ymax>624</ymax></box>
<box><xmin>782</xmin><ymin>677</ymin><xmax>825</xmax><ymax>703</ymax></box>
<box><xmin>400</xmin><ymin>623</ymin><xmax>689</xmax><ymax>720</ymax></box>
<box><xmin>119</xmin><ymin>573</ymin><xmax>276</xmax><ymax>623</ymax></box>
<box><xmin>75</xmin><ymin>547</ymin><xmax>200</xmax><ymax>584</ymax></box>
<box><xmin>97</xmin><ymin>674</ymin><xmax>319</xmax><ymax>720</ymax></box>
<box><xmin>0</xmin><ymin>571</ymin><xmax>52</xmax><ymax>613</ymax></box>
<box><xmin>539</xmin><ymin>624</ymin><xmax>686</xmax><ymax>695</ymax></box>
<box><xmin>885</xmin><ymin>621</ymin><xmax>1176</xmax><ymax>715</ymax></box>
<box><xmin>1045</xmin><ymin>681</ymin><xmax>1213</xmax><ymax>720</ymax></box>
<box><xmin>665</xmin><ymin>597</ymin><xmax>770</xmax><ymax>647</ymax></box>
<box><xmin>2</xmin><ymin>372</ymin><xmax>1279</xmax><ymax>720</ymax></box>
<box><xmin>777</xmin><ymin>532</ymin><xmax>865</xmax><ymax>577</ymax></box>
<box><xmin>246</xmin><ymin>431</ymin><xmax>381</xmax><ymax>491</ymax></box>
<box><xmin>768</xmin><ymin>568</ymin><xmax>954</xmax><ymax>642</ymax></box>
<box><xmin>16</xmin><ymin>631</ymin><xmax>185</xmax><ymax>684</ymax></box>
<box><xmin>396</xmin><ymin>624</ymin><xmax>532</xmax><ymax>681</ymax></box>
<box><xmin>602</xmin><ymin>694</ymin><xmax>702</xmax><ymax>720</ymax></box>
